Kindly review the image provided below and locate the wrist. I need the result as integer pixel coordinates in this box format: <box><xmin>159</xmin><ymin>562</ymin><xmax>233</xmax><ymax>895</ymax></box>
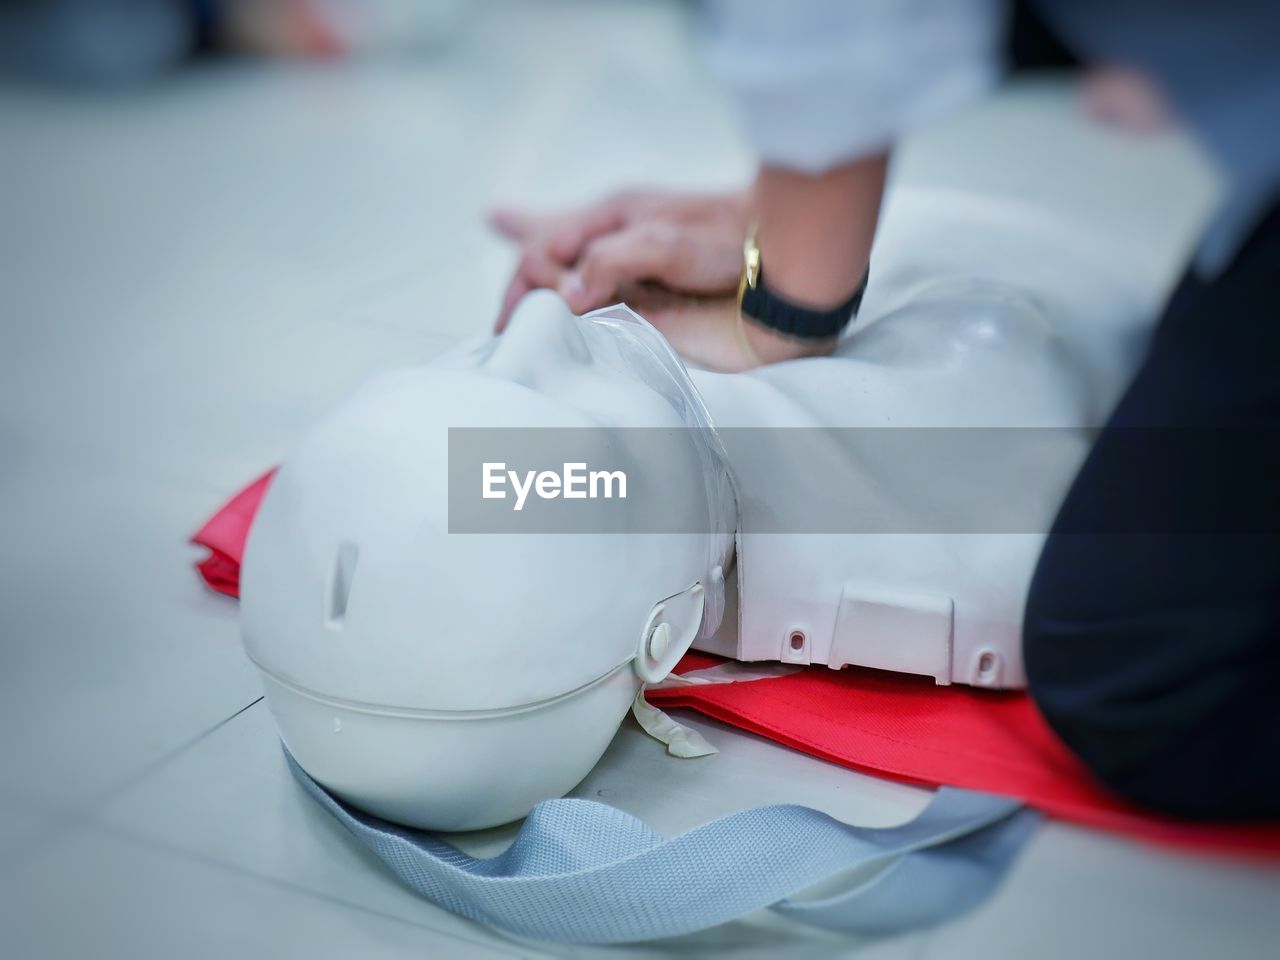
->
<box><xmin>755</xmin><ymin>232</ymin><xmax>868</xmax><ymax>312</ymax></box>
<box><xmin>737</xmin><ymin>225</ymin><xmax>868</xmax><ymax>344</ymax></box>
<box><xmin>739</xmin><ymin>314</ymin><xmax>838</xmax><ymax>365</ymax></box>
<box><xmin>753</xmin><ymin>154</ymin><xmax>885</xmax><ymax>309</ymax></box>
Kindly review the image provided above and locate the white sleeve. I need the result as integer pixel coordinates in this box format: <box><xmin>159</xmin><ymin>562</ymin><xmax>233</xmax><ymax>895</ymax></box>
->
<box><xmin>701</xmin><ymin>0</ymin><xmax>1005</xmax><ymax>173</ymax></box>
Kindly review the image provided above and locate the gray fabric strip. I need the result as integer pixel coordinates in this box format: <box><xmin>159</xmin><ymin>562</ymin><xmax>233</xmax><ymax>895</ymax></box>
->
<box><xmin>286</xmin><ymin>746</ymin><xmax>1039</xmax><ymax>944</ymax></box>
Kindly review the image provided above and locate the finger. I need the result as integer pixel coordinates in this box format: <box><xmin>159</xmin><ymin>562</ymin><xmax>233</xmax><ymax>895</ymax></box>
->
<box><xmin>488</xmin><ymin>207</ymin><xmax>536</xmax><ymax>242</ymax></box>
<box><xmin>494</xmin><ymin>274</ymin><xmax>530</xmax><ymax>332</ymax></box>
<box><xmin>516</xmin><ymin>247</ymin><xmax>566</xmax><ymax>289</ymax></box>
<box><xmin>496</xmin><ymin>248</ymin><xmax>567</xmax><ymax>330</ymax></box>
<box><xmin>558</xmin><ymin>226</ymin><xmax>664</xmax><ymax>312</ymax></box>
<box><xmin>570</xmin><ymin>223</ymin><xmax>746</xmax><ymax>313</ymax></box>
<box><xmin>490</xmin><ymin>200</ymin><xmax>626</xmax><ymax>265</ymax></box>
<box><xmin>544</xmin><ymin>201</ymin><xmax>627</xmax><ymax>264</ymax></box>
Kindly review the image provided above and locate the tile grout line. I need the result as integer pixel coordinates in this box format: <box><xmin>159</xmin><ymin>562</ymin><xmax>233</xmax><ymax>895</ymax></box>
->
<box><xmin>86</xmin><ymin>819</ymin><xmax>545</xmax><ymax>960</ymax></box>
<box><xmin>6</xmin><ymin>692</ymin><xmax>547</xmax><ymax>955</ymax></box>
<box><xmin>92</xmin><ymin>695</ymin><xmax>267</xmax><ymax>808</ymax></box>
<box><xmin>0</xmin><ymin>696</ymin><xmax>265</xmax><ymax>869</ymax></box>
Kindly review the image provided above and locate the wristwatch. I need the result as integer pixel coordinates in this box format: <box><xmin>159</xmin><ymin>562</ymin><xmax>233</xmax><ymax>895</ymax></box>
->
<box><xmin>737</xmin><ymin>226</ymin><xmax>867</xmax><ymax>340</ymax></box>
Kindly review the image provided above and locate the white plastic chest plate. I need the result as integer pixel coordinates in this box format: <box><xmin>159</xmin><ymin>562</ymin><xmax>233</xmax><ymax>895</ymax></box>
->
<box><xmin>829</xmin><ymin>584</ymin><xmax>955</xmax><ymax>685</ymax></box>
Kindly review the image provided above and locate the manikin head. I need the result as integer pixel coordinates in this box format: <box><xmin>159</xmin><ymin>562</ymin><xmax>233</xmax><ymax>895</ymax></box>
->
<box><xmin>240</xmin><ymin>291</ymin><xmax>736</xmax><ymax>831</ymax></box>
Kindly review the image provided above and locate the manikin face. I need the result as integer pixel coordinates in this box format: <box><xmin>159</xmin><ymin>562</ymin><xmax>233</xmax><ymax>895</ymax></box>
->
<box><xmin>240</xmin><ymin>293</ymin><xmax>738</xmax><ymax>831</ymax></box>
<box><xmin>243</xmin><ymin>289</ymin><xmax>735</xmax><ymax>725</ymax></box>
<box><xmin>442</xmin><ymin>289</ymin><xmax>720</xmax><ymax>433</ymax></box>
<box><xmin>437</xmin><ymin>288</ymin><xmax>738</xmax><ymax>609</ymax></box>
<box><xmin>453</xmin><ymin>291</ymin><xmax>738</xmax><ymax>635</ymax></box>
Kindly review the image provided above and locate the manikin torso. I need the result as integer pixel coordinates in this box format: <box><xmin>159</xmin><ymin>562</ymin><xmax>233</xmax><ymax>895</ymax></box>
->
<box><xmin>239</xmin><ymin>186</ymin><xmax>1160</xmax><ymax>829</ymax></box>
<box><xmin>686</xmin><ymin>189</ymin><xmax>1156</xmax><ymax>687</ymax></box>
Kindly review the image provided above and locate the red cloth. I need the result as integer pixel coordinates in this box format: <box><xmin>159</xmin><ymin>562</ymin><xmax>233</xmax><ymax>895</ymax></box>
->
<box><xmin>191</xmin><ymin>470</ymin><xmax>275</xmax><ymax>599</ymax></box>
<box><xmin>194</xmin><ymin>473</ymin><xmax>1280</xmax><ymax>858</ymax></box>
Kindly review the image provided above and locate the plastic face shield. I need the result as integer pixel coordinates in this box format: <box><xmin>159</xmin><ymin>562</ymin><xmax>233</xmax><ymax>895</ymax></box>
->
<box><xmin>580</xmin><ymin>304</ymin><xmax>739</xmax><ymax>638</ymax></box>
<box><xmin>444</xmin><ymin>301</ymin><xmax>738</xmax><ymax>639</ymax></box>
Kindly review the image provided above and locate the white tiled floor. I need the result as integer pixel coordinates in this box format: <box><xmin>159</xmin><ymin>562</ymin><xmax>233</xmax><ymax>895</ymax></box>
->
<box><xmin>0</xmin><ymin>825</ymin><xmax>524</xmax><ymax>960</ymax></box>
<box><xmin>1</xmin><ymin>0</ymin><xmax>1276</xmax><ymax>957</ymax></box>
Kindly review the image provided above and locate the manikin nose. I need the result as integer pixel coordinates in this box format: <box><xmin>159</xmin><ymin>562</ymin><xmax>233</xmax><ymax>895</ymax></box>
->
<box><xmin>486</xmin><ymin>291</ymin><xmax>593</xmax><ymax>387</ymax></box>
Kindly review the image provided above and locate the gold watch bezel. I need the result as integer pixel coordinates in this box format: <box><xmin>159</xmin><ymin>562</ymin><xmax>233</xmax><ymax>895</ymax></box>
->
<box><xmin>737</xmin><ymin>224</ymin><xmax>761</xmax><ymax>309</ymax></box>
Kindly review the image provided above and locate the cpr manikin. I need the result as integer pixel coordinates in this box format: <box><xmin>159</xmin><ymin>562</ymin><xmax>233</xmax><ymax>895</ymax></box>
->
<box><xmin>241</xmin><ymin>293</ymin><xmax>736</xmax><ymax>831</ymax></box>
<box><xmin>241</xmin><ymin>188</ymin><xmax>1155</xmax><ymax>831</ymax></box>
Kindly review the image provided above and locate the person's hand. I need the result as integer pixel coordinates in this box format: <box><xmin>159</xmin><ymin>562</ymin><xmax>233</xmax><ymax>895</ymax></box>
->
<box><xmin>490</xmin><ymin>189</ymin><xmax>753</xmax><ymax>332</ymax></box>
<box><xmin>491</xmin><ymin>186</ymin><xmax>839</xmax><ymax>371</ymax></box>
<box><xmin>1081</xmin><ymin>65</ymin><xmax>1173</xmax><ymax>135</ymax></box>
<box><xmin>606</xmin><ymin>283</ymin><xmax>838</xmax><ymax>373</ymax></box>
<box><xmin>615</xmin><ymin>285</ymin><xmax>756</xmax><ymax>373</ymax></box>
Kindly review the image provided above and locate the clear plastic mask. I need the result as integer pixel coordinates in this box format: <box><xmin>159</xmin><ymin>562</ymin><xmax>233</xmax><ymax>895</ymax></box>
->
<box><xmin>439</xmin><ymin>299</ymin><xmax>738</xmax><ymax>638</ymax></box>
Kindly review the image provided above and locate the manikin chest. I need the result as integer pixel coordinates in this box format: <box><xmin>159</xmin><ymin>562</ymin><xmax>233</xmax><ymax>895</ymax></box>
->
<box><xmin>689</xmin><ymin>189</ymin><xmax>1157</xmax><ymax>689</ymax></box>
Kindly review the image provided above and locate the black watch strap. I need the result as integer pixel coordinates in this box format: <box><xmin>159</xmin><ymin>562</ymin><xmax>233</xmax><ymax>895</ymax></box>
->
<box><xmin>740</xmin><ymin>268</ymin><xmax>867</xmax><ymax>340</ymax></box>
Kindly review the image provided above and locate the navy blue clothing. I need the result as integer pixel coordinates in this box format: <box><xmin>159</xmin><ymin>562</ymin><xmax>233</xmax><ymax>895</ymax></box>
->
<box><xmin>1024</xmin><ymin>200</ymin><xmax>1280</xmax><ymax>820</ymax></box>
